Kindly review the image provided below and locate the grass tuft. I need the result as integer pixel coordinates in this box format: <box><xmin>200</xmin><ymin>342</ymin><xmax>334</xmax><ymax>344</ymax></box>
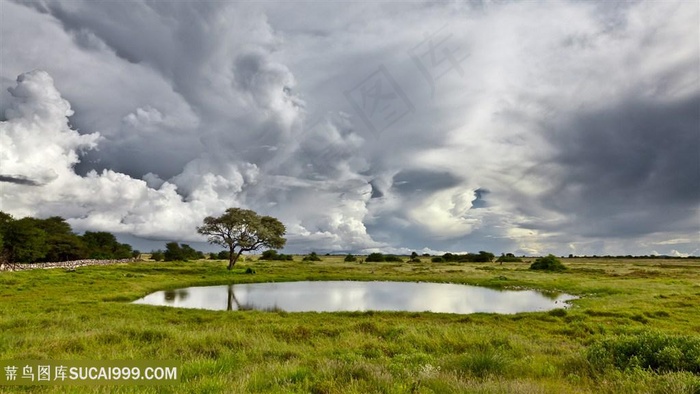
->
<box><xmin>587</xmin><ymin>331</ymin><xmax>700</xmax><ymax>373</ymax></box>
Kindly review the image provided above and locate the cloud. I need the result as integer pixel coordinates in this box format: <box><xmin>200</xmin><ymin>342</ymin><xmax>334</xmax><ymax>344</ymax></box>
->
<box><xmin>0</xmin><ymin>175</ymin><xmax>41</xmax><ymax>186</ymax></box>
<box><xmin>0</xmin><ymin>71</ymin><xmax>101</xmax><ymax>186</ymax></box>
<box><xmin>0</xmin><ymin>71</ymin><xmax>208</xmax><ymax>240</ymax></box>
<box><xmin>0</xmin><ymin>67</ymin><xmax>376</xmax><ymax>252</ymax></box>
<box><xmin>1</xmin><ymin>0</ymin><xmax>698</xmax><ymax>256</ymax></box>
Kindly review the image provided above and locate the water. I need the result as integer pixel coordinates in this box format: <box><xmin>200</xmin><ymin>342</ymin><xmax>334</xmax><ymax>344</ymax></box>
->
<box><xmin>133</xmin><ymin>281</ymin><xmax>577</xmax><ymax>314</ymax></box>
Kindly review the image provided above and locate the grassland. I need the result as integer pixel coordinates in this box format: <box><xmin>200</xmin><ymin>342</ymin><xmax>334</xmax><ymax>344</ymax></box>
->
<box><xmin>1</xmin><ymin>257</ymin><xmax>699</xmax><ymax>393</ymax></box>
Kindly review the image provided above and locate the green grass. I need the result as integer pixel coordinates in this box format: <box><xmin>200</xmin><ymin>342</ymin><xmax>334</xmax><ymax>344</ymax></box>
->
<box><xmin>1</xmin><ymin>257</ymin><xmax>699</xmax><ymax>393</ymax></box>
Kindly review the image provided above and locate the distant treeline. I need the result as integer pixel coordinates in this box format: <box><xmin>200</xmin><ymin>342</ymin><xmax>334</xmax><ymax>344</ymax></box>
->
<box><xmin>3</xmin><ymin>211</ymin><xmax>692</xmax><ymax>265</ymax></box>
<box><xmin>150</xmin><ymin>243</ymin><xmax>237</xmax><ymax>262</ymax></box>
<box><xmin>430</xmin><ymin>251</ymin><xmax>496</xmax><ymax>263</ymax></box>
<box><xmin>565</xmin><ymin>254</ymin><xmax>698</xmax><ymax>259</ymax></box>
<box><xmin>150</xmin><ymin>242</ymin><xmax>207</xmax><ymax>262</ymax></box>
<box><xmin>0</xmin><ymin>212</ymin><xmax>137</xmax><ymax>264</ymax></box>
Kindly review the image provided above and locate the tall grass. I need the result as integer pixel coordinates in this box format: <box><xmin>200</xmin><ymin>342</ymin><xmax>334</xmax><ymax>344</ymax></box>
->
<box><xmin>0</xmin><ymin>257</ymin><xmax>699</xmax><ymax>392</ymax></box>
<box><xmin>587</xmin><ymin>331</ymin><xmax>700</xmax><ymax>373</ymax></box>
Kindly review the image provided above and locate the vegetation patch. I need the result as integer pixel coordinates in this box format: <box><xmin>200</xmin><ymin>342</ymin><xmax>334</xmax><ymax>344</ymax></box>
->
<box><xmin>260</xmin><ymin>250</ymin><xmax>294</xmax><ymax>261</ymax></box>
<box><xmin>445</xmin><ymin>349</ymin><xmax>511</xmax><ymax>378</ymax></box>
<box><xmin>530</xmin><ymin>254</ymin><xmax>568</xmax><ymax>272</ymax></box>
<box><xmin>587</xmin><ymin>331</ymin><xmax>700</xmax><ymax>373</ymax></box>
<box><xmin>365</xmin><ymin>253</ymin><xmax>403</xmax><ymax>262</ymax></box>
<box><xmin>302</xmin><ymin>252</ymin><xmax>322</xmax><ymax>262</ymax></box>
<box><xmin>1</xmin><ymin>257</ymin><xmax>698</xmax><ymax>392</ymax></box>
<box><xmin>496</xmin><ymin>253</ymin><xmax>523</xmax><ymax>263</ymax></box>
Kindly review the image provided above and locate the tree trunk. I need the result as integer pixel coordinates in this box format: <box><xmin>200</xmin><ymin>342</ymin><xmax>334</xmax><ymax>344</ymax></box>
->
<box><xmin>227</xmin><ymin>249</ymin><xmax>243</xmax><ymax>270</ymax></box>
<box><xmin>227</xmin><ymin>249</ymin><xmax>235</xmax><ymax>270</ymax></box>
<box><xmin>227</xmin><ymin>285</ymin><xmax>239</xmax><ymax>311</ymax></box>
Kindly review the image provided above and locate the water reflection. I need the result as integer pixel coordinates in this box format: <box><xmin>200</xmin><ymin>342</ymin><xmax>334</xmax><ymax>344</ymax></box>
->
<box><xmin>164</xmin><ymin>289</ymin><xmax>189</xmax><ymax>302</ymax></box>
<box><xmin>133</xmin><ymin>281</ymin><xmax>577</xmax><ymax>314</ymax></box>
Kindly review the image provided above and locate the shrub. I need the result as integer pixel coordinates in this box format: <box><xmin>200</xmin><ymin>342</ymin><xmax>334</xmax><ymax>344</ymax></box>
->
<box><xmin>384</xmin><ymin>255</ymin><xmax>403</xmax><ymax>262</ymax></box>
<box><xmin>82</xmin><ymin>231</ymin><xmax>133</xmax><ymax>260</ymax></box>
<box><xmin>163</xmin><ymin>242</ymin><xmax>203</xmax><ymax>261</ymax></box>
<box><xmin>529</xmin><ymin>254</ymin><xmax>567</xmax><ymax>271</ymax></box>
<box><xmin>344</xmin><ymin>254</ymin><xmax>357</xmax><ymax>262</ymax></box>
<box><xmin>150</xmin><ymin>250</ymin><xmax>164</xmax><ymax>262</ymax></box>
<box><xmin>260</xmin><ymin>250</ymin><xmax>294</xmax><ymax>261</ymax></box>
<box><xmin>431</xmin><ymin>257</ymin><xmax>445</xmax><ymax>263</ymax></box>
<box><xmin>439</xmin><ymin>251</ymin><xmax>496</xmax><ymax>263</ymax></box>
<box><xmin>587</xmin><ymin>331</ymin><xmax>700</xmax><ymax>373</ymax></box>
<box><xmin>302</xmin><ymin>252</ymin><xmax>322</xmax><ymax>261</ymax></box>
<box><xmin>496</xmin><ymin>253</ymin><xmax>523</xmax><ymax>263</ymax></box>
<box><xmin>261</xmin><ymin>249</ymin><xmax>279</xmax><ymax>260</ymax></box>
<box><xmin>365</xmin><ymin>253</ymin><xmax>385</xmax><ymax>262</ymax></box>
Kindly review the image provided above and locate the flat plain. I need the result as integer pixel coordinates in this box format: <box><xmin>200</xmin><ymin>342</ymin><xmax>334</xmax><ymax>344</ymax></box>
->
<box><xmin>1</xmin><ymin>257</ymin><xmax>699</xmax><ymax>393</ymax></box>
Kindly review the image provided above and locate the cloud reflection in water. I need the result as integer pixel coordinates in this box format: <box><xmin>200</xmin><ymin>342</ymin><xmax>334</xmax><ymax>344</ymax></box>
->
<box><xmin>133</xmin><ymin>281</ymin><xmax>577</xmax><ymax>314</ymax></box>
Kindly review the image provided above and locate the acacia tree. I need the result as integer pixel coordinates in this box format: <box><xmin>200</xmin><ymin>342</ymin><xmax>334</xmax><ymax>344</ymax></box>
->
<box><xmin>197</xmin><ymin>208</ymin><xmax>286</xmax><ymax>270</ymax></box>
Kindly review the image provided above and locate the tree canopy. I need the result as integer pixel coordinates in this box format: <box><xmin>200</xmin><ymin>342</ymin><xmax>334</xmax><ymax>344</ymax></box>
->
<box><xmin>0</xmin><ymin>212</ymin><xmax>135</xmax><ymax>264</ymax></box>
<box><xmin>529</xmin><ymin>254</ymin><xmax>568</xmax><ymax>271</ymax></box>
<box><xmin>197</xmin><ymin>208</ymin><xmax>286</xmax><ymax>270</ymax></box>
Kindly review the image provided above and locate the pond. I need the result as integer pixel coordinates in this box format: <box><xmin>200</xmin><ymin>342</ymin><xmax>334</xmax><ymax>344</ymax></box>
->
<box><xmin>133</xmin><ymin>281</ymin><xmax>577</xmax><ymax>314</ymax></box>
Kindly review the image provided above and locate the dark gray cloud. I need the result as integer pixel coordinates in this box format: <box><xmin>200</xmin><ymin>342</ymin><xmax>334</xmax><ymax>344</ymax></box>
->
<box><xmin>0</xmin><ymin>175</ymin><xmax>41</xmax><ymax>186</ymax></box>
<box><xmin>392</xmin><ymin>170</ymin><xmax>462</xmax><ymax>196</ymax></box>
<box><xmin>1</xmin><ymin>0</ymin><xmax>698</xmax><ymax>256</ymax></box>
<box><xmin>541</xmin><ymin>94</ymin><xmax>700</xmax><ymax>237</ymax></box>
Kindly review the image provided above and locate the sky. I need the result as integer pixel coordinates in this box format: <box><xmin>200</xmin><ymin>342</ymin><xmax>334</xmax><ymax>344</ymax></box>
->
<box><xmin>0</xmin><ymin>0</ymin><xmax>698</xmax><ymax>256</ymax></box>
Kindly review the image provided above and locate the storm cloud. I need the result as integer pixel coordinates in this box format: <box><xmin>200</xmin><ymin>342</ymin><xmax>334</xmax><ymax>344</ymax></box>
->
<box><xmin>1</xmin><ymin>0</ymin><xmax>698</xmax><ymax>256</ymax></box>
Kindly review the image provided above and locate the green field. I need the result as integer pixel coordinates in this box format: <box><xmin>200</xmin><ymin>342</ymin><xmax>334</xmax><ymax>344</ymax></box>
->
<box><xmin>1</xmin><ymin>257</ymin><xmax>699</xmax><ymax>393</ymax></box>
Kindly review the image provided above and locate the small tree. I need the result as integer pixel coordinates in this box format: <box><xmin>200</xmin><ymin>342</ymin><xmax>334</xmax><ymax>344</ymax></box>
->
<box><xmin>150</xmin><ymin>250</ymin><xmax>164</xmax><ymax>261</ymax></box>
<box><xmin>302</xmin><ymin>252</ymin><xmax>321</xmax><ymax>261</ymax></box>
<box><xmin>35</xmin><ymin>217</ymin><xmax>87</xmax><ymax>262</ymax></box>
<box><xmin>260</xmin><ymin>250</ymin><xmax>293</xmax><ymax>261</ymax></box>
<box><xmin>529</xmin><ymin>254</ymin><xmax>567</xmax><ymax>272</ymax></box>
<box><xmin>4</xmin><ymin>218</ymin><xmax>48</xmax><ymax>263</ymax></box>
<box><xmin>164</xmin><ymin>242</ymin><xmax>184</xmax><ymax>261</ymax></box>
<box><xmin>496</xmin><ymin>253</ymin><xmax>522</xmax><ymax>264</ymax></box>
<box><xmin>82</xmin><ymin>231</ymin><xmax>132</xmax><ymax>259</ymax></box>
<box><xmin>344</xmin><ymin>254</ymin><xmax>357</xmax><ymax>262</ymax></box>
<box><xmin>366</xmin><ymin>253</ymin><xmax>385</xmax><ymax>262</ymax></box>
<box><xmin>197</xmin><ymin>208</ymin><xmax>286</xmax><ymax>270</ymax></box>
<box><xmin>477</xmin><ymin>251</ymin><xmax>495</xmax><ymax>262</ymax></box>
<box><xmin>261</xmin><ymin>250</ymin><xmax>279</xmax><ymax>260</ymax></box>
<box><xmin>384</xmin><ymin>255</ymin><xmax>403</xmax><ymax>262</ymax></box>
